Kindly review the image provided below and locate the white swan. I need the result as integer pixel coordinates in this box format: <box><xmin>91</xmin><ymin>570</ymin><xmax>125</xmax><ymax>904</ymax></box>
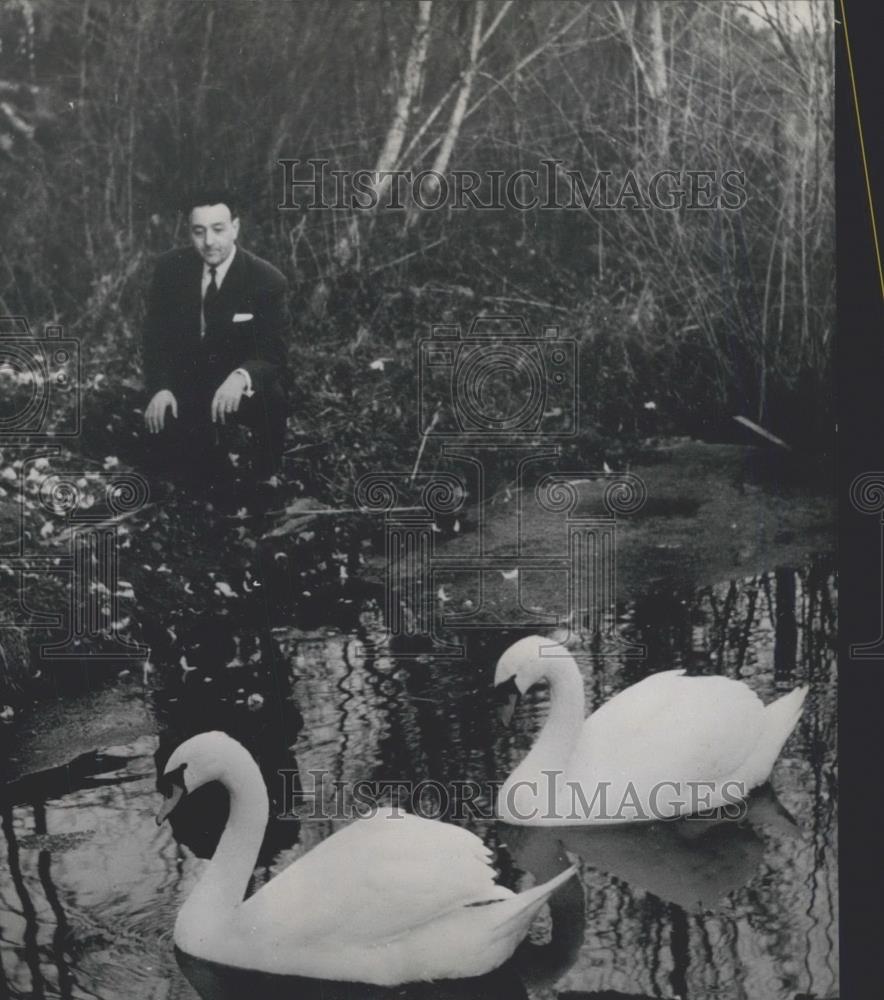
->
<box><xmin>494</xmin><ymin>636</ymin><xmax>808</xmax><ymax>827</ymax></box>
<box><xmin>156</xmin><ymin>731</ymin><xmax>575</xmax><ymax>985</ymax></box>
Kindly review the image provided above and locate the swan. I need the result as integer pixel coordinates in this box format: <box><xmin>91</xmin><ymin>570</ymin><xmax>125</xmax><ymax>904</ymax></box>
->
<box><xmin>493</xmin><ymin>636</ymin><xmax>808</xmax><ymax>827</ymax></box>
<box><xmin>156</xmin><ymin>731</ymin><xmax>575</xmax><ymax>985</ymax></box>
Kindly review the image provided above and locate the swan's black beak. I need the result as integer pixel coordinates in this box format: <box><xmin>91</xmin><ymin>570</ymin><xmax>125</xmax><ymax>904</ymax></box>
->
<box><xmin>156</xmin><ymin>762</ymin><xmax>188</xmax><ymax>825</ymax></box>
<box><xmin>156</xmin><ymin>785</ymin><xmax>184</xmax><ymax>825</ymax></box>
<box><xmin>495</xmin><ymin>675</ymin><xmax>521</xmax><ymax>728</ymax></box>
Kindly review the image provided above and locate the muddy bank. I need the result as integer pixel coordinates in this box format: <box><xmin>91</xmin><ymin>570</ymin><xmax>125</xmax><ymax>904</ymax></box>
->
<box><xmin>368</xmin><ymin>440</ymin><xmax>834</xmax><ymax>625</ymax></box>
<box><xmin>0</xmin><ymin>681</ymin><xmax>156</xmax><ymax>788</ymax></box>
<box><xmin>1</xmin><ymin>440</ymin><xmax>833</xmax><ymax>782</ymax></box>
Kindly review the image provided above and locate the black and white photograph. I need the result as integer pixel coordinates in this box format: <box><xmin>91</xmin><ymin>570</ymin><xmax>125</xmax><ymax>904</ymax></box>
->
<box><xmin>0</xmin><ymin>1</ymin><xmax>852</xmax><ymax>998</ymax></box>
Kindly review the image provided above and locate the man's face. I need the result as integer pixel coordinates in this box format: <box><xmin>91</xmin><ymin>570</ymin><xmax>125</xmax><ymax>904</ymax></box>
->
<box><xmin>189</xmin><ymin>203</ymin><xmax>239</xmax><ymax>266</ymax></box>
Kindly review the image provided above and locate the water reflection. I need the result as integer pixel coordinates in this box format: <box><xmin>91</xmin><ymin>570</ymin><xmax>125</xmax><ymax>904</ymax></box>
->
<box><xmin>503</xmin><ymin>805</ymin><xmax>774</xmax><ymax>915</ymax></box>
<box><xmin>0</xmin><ymin>563</ymin><xmax>837</xmax><ymax>999</ymax></box>
<box><xmin>152</xmin><ymin>619</ymin><xmax>303</xmax><ymax>861</ymax></box>
<box><xmin>176</xmin><ymin>948</ymin><xmax>533</xmax><ymax>1000</ymax></box>
<box><xmin>513</xmin><ymin>845</ymin><xmax>587</xmax><ymax>990</ymax></box>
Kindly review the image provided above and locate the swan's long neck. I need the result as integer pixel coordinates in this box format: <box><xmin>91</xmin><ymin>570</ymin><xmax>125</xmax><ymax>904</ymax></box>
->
<box><xmin>183</xmin><ymin>752</ymin><xmax>269</xmax><ymax>918</ymax></box>
<box><xmin>505</xmin><ymin>655</ymin><xmax>586</xmax><ymax>791</ymax></box>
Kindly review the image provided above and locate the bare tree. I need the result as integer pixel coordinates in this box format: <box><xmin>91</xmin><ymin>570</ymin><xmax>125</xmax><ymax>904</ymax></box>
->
<box><xmin>372</xmin><ymin>0</ymin><xmax>433</xmax><ymax>203</ymax></box>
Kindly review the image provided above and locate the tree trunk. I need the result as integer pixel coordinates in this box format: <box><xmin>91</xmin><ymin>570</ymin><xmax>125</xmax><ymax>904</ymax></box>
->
<box><xmin>372</xmin><ymin>1</ymin><xmax>433</xmax><ymax>203</ymax></box>
<box><xmin>406</xmin><ymin>0</ymin><xmax>484</xmax><ymax>228</ymax></box>
<box><xmin>646</xmin><ymin>3</ymin><xmax>669</xmax><ymax>155</ymax></box>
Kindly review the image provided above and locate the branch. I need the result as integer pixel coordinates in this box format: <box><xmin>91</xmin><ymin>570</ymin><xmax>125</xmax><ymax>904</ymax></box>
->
<box><xmin>372</xmin><ymin>1</ymin><xmax>434</xmax><ymax>201</ymax></box>
<box><xmin>414</xmin><ymin>4</ymin><xmax>594</xmax><ymax>166</ymax></box>
<box><xmin>397</xmin><ymin>0</ymin><xmax>512</xmax><ymax>169</ymax></box>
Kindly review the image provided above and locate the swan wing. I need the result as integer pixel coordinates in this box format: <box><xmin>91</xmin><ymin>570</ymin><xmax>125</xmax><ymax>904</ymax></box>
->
<box><xmin>243</xmin><ymin>807</ymin><xmax>512</xmax><ymax>945</ymax></box>
<box><xmin>574</xmin><ymin>671</ymin><xmax>766</xmax><ymax>791</ymax></box>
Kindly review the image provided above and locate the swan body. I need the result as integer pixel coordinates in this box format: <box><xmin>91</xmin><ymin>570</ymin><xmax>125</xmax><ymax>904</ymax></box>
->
<box><xmin>494</xmin><ymin>636</ymin><xmax>808</xmax><ymax>827</ymax></box>
<box><xmin>157</xmin><ymin>732</ymin><xmax>575</xmax><ymax>985</ymax></box>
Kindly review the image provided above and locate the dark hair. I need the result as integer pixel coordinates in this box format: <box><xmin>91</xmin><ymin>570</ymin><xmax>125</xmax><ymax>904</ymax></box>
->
<box><xmin>182</xmin><ymin>188</ymin><xmax>239</xmax><ymax>219</ymax></box>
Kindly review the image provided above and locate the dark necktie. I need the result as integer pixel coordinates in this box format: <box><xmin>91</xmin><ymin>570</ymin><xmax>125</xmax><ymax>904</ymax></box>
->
<box><xmin>203</xmin><ymin>265</ymin><xmax>219</xmax><ymax>336</ymax></box>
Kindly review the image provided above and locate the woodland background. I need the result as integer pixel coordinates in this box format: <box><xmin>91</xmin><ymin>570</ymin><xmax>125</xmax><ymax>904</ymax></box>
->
<box><xmin>1</xmin><ymin>0</ymin><xmax>834</xmax><ymax>460</ymax></box>
<box><xmin>0</xmin><ymin>0</ymin><xmax>834</xmax><ymax>698</ymax></box>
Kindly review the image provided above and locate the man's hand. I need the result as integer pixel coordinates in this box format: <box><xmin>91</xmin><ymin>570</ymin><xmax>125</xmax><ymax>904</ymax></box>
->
<box><xmin>145</xmin><ymin>390</ymin><xmax>178</xmax><ymax>433</ymax></box>
<box><xmin>211</xmin><ymin>370</ymin><xmax>249</xmax><ymax>424</ymax></box>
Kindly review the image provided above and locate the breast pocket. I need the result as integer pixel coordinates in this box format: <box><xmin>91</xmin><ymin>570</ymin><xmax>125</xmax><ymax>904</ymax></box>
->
<box><xmin>219</xmin><ymin>314</ymin><xmax>254</xmax><ymax>373</ymax></box>
<box><xmin>230</xmin><ymin>312</ymin><xmax>256</xmax><ymax>341</ymax></box>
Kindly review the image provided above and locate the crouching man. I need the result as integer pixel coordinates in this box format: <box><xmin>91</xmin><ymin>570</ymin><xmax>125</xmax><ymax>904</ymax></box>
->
<box><xmin>142</xmin><ymin>188</ymin><xmax>290</xmax><ymax>490</ymax></box>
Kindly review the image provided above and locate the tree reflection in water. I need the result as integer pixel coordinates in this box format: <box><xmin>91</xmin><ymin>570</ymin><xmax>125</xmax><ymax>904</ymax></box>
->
<box><xmin>0</xmin><ymin>563</ymin><xmax>837</xmax><ymax>999</ymax></box>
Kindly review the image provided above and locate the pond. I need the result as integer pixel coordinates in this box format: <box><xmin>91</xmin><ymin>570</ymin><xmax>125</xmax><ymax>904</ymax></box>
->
<box><xmin>0</xmin><ymin>558</ymin><xmax>837</xmax><ymax>1000</ymax></box>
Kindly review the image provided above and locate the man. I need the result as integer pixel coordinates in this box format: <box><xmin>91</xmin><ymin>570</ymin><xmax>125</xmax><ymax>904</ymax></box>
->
<box><xmin>142</xmin><ymin>189</ymin><xmax>290</xmax><ymax>486</ymax></box>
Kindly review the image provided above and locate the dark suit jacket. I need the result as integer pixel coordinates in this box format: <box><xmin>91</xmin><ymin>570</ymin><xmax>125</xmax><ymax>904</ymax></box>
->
<box><xmin>142</xmin><ymin>246</ymin><xmax>291</xmax><ymax>407</ymax></box>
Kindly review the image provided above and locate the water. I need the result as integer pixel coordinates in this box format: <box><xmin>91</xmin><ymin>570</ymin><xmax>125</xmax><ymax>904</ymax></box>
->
<box><xmin>0</xmin><ymin>562</ymin><xmax>838</xmax><ymax>1000</ymax></box>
